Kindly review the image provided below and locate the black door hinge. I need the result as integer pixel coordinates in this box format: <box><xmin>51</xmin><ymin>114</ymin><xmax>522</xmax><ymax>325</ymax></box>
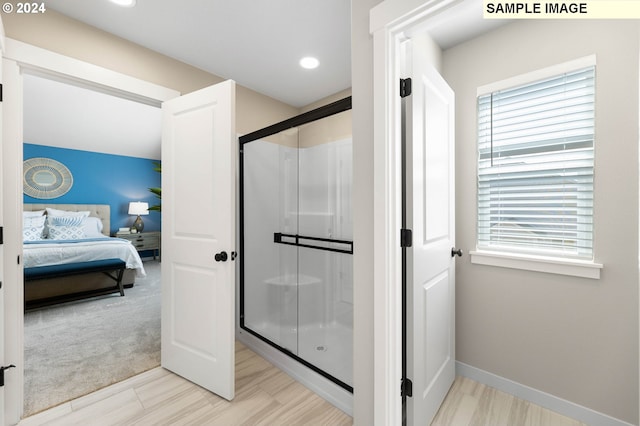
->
<box><xmin>400</xmin><ymin>78</ymin><xmax>412</xmax><ymax>98</ymax></box>
<box><xmin>401</xmin><ymin>377</ymin><xmax>413</xmax><ymax>398</ymax></box>
<box><xmin>0</xmin><ymin>365</ymin><xmax>16</xmax><ymax>387</ymax></box>
<box><xmin>0</xmin><ymin>83</ymin><xmax>4</xmax><ymax>102</ymax></box>
<box><xmin>400</xmin><ymin>228</ymin><xmax>412</xmax><ymax>248</ymax></box>
<box><xmin>0</xmin><ymin>226</ymin><xmax>3</xmax><ymax>244</ymax></box>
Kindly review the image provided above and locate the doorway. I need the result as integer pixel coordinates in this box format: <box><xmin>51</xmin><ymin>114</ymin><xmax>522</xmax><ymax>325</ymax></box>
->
<box><xmin>20</xmin><ymin>73</ymin><xmax>164</xmax><ymax>416</ymax></box>
<box><xmin>370</xmin><ymin>0</ymin><xmax>460</xmax><ymax>424</ymax></box>
<box><xmin>2</xmin><ymin>39</ymin><xmax>179</xmax><ymax>423</ymax></box>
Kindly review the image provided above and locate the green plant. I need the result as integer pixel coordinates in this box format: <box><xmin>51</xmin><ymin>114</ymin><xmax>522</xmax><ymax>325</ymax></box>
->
<box><xmin>148</xmin><ymin>161</ymin><xmax>161</xmax><ymax>212</ymax></box>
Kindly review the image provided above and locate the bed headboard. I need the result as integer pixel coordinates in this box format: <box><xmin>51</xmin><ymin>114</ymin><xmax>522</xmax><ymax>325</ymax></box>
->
<box><xmin>24</xmin><ymin>204</ymin><xmax>111</xmax><ymax>237</ymax></box>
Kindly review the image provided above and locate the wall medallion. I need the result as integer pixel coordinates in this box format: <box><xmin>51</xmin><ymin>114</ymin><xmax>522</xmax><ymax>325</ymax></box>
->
<box><xmin>23</xmin><ymin>157</ymin><xmax>74</xmax><ymax>199</ymax></box>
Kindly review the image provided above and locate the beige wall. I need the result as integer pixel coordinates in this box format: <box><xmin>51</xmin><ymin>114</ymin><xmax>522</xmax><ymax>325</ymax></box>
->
<box><xmin>444</xmin><ymin>20</ymin><xmax>639</xmax><ymax>424</ymax></box>
<box><xmin>299</xmin><ymin>110</ymin><xmax>351</xmax><ymax>148</ymax></box>
<box><xmin>2</xmin><ymin>8</ymin><xmax>299</xmax><ymax>135</ymax></box>
<box><xmin>300</xmin><ymin>88</ymin><xmax>351</xmax><ymax>113</ymax></box>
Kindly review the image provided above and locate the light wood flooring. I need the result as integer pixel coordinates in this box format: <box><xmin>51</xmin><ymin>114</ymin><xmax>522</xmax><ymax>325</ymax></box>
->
<box><xmin>19</xmin><ymin>341</ymin><xmax>585</xmax><ymax>426</ymax></box>
<box><xmin>431</xmin><ymin>376</ymin><xmax>587</xmax><ymax>426</ymax></box>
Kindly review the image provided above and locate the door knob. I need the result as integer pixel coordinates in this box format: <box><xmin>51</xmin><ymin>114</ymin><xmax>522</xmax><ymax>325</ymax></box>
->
<box><xmin>215</xmin><ymin>251</ymin><xmax>228</xmax><ymax>262</ymax></box>
<box><xmin>451</xmin><ymin>248</ymin><xmax>463</xmax><ymax>257</ymax></box>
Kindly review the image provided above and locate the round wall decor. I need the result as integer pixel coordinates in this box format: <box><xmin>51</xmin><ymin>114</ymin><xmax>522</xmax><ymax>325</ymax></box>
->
<box><xmin>23</xmin><ymin>157</ymin><xmax>74</xmax><ymax>199</ymax></box>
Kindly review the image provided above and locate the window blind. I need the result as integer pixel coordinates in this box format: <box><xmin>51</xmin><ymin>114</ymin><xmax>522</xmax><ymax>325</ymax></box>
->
<box><xmin>477</xmin><ymin>66</ymin><xmax>595</xmax><ymax>258</ymax></box>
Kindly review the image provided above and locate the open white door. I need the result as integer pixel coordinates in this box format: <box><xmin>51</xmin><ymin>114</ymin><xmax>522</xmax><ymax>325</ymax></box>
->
<box><xmin>406</xmin><ymin>34</ymin><xmax>456</xmax><ymax>425</ymax></box>
<box><xmin>161</xmin><ymin>80</ymin><xmax>236</xmax><ymax>400</ymax></box>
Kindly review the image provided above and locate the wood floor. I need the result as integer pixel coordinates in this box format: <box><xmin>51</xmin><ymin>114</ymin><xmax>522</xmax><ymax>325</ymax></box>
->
<box><xmin>431</xmin><ymin>376</ymin><xmax>587</xmax><ymax>426</ymax></box>
<box><xmin>19</xmin><ymin>342</ymin><xmax>585</xmax><ymax>426</ymax></box>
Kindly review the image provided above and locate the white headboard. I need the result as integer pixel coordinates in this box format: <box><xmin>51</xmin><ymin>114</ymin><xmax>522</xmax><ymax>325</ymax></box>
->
<box><xmin>24</xmin><ymin>204</ymin><xmax>111</xmax><ymax>236</ymax></box>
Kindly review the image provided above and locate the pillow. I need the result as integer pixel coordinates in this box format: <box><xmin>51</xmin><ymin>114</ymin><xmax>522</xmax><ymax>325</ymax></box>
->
<box><xmin>23</xmin><ymin>215</ymin><xmax>46</xmax><ymax>241</ymax></box>
<box><xmin>47</xmin><ymin>215</ymin><xmax>86</xmax><ymax>227</ymax></box>
<box><xmin>47</xmin><ymin>224</ymin><xmax>86</xmax><ymax>240</ymax></box>
<box><xmin>83</xmin><ymin>217</ymin><xmax>105</xmax><ymax>238</ymax></box>
<box><xmin>45</xmin><ymin>208</ymin><xmax>90</xmax><ymax>218</ymax></box>
<box><xmin>23</xmin><ymin>210</ymin><xmax>45</xmax><ymax>218</ymax></box>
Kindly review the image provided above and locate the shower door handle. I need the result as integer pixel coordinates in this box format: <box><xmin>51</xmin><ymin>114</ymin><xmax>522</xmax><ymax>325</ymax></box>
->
<box><xmin>215</xmin><ymin>251</ymin><xmax>228</xmax><ymax>262</ymax></box>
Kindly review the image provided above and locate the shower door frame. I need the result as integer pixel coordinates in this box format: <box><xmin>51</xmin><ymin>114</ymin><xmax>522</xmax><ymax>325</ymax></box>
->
<box><xmin>238</xmin><ymin>96</ymin><xmax>353</xmax><ymax>393</ymax></box>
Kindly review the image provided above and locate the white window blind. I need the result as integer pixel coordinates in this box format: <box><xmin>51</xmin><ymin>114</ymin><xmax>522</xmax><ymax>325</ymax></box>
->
<box><xmin>477</xmin><ymin>66</ymin><xmax>595</xmax><ymax>258</ymax></box>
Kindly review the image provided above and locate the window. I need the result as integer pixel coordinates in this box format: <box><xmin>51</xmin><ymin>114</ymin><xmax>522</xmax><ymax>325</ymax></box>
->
<box><xmin>477</xmin><ymin>65</ymin><xmax>595</xmax><ymax>260</ymax></box>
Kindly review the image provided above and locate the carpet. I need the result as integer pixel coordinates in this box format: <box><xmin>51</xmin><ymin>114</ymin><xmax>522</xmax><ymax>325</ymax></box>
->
<box><xmin>23</xmin><ymin>261</ymin><xmax>161</xmax><ymax>416</ymax></box>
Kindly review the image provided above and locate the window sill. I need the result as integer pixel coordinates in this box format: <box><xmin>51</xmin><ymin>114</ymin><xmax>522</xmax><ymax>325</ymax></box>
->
<box><xmin>469</xmin><ymin>250</ymin><xmax>603</xmax><ymax>279</ymax></box>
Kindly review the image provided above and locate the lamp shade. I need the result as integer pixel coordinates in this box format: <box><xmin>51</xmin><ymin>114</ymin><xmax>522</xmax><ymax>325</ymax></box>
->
<box><xmin>128</xmin><ymin>202</ymin><xmax>149</xmax><ymax>216</ymax></box>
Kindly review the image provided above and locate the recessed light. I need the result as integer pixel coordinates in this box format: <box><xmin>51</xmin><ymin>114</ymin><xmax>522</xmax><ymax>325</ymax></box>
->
<box><xmin>109</xmin><ymin>0</ymin><xmax>136</xmax><ymax>7</ymax></box>
<box><xmin>299</xmin><ymin>57</ymin><xmax>319</xmax><ymax>70</ymax></box>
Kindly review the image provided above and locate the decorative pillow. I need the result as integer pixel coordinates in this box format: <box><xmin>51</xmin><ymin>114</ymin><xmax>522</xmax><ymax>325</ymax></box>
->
<box><xmin>47</xmin><ymin>215</ymin><xmax>86</xmax><ymax>227</ymax></box>
<box><xmin>83</xmin><ymin>217</ymin><xmax>105</xmax><ymax>238</ymax></box>
<box><xmin>47</xmin><ymin>224</ymin><xmax>86</xmax><ymax>240</ymax></box>
<box><xmin>23</xmin><ymin>210</ymin><xmax>45</xmax><ymax>218</ymax></box>
<box><xmin>23</xmin><ymin>228</ymin><xmax>44</xmax><ymax>241</ymax></box>
<box><xmin>45</xmin><ymin>208</ymin><xmax>90</xmax><ymax>218</ymax></box>
<box><xmin>23</xmin><ymin>215</ymin><xmax>46</xmax><ymax>241</ymax></box>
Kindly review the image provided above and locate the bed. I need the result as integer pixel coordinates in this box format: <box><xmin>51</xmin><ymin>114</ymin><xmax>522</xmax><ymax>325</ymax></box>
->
<box><xmin>23</xmin><ymin>204</ymin><xmax>146</xmax><ymax>306</ymax></box>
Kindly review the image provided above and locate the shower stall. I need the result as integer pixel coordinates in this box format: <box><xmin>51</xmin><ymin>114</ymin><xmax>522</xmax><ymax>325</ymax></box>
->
<box><xmin>239</xmin><ymin>97</ymin><xmax>353</xmax><ymax>406</ymax></box>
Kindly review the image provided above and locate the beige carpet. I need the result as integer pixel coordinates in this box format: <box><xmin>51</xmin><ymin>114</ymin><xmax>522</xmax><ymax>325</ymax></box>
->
<box><xmin>23</xmin><ymin>261</ymin><xmax>161</xmax><ymax>416</ymax></box>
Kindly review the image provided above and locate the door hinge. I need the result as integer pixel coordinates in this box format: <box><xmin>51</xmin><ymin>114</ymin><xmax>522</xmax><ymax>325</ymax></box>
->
<box><xmin>401</xmin><ymin>377</ymin><xmax>413</xmax><ymax>398</ymax></box>
<box><xmin>0</xmin><ymin>83</ymin><xmax>4</xmax><ymax>102</ymax></box>
<box><xmin>0</xmin><ymin>226</ymin><xmax>3</xmax><ymax>244</ymax></box>
<box><xmin>0</xmin><ymin>365</ymin><xmax>16</xmax><ymax>387</ymax></box>
<box><xmin>400</xmin><ymin>228</ymin><xmax>412</xmax><ymax>248</ymax></box>
<box><xmin>400</xmin><ymin>78</ymin><xmax>412</xmax><ymax>98</ymax></box>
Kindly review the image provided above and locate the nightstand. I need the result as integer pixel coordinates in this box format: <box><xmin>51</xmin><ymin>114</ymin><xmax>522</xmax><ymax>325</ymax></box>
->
<box><xmin>116</xmin><ymin>231</ymin><xmax>161</xmax><ymax>260</ymax></box>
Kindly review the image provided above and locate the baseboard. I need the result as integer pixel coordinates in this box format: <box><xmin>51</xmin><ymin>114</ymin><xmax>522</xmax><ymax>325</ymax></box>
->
<box><xmin>456</xmin><ymin>362</ymin><xmax>636</xmax><ymax>426</ymax></box>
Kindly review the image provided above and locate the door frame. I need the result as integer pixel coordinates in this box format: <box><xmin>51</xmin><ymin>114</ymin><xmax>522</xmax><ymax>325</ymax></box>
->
<box><xmin>2</xmin><ymin>38</ymin><xmax>178</xmax><ymax>424</ymax></box>
<box><xmin>369</xmin><ymin>0</ymin><xmax>461</xmax><ymax>423</ymax></box>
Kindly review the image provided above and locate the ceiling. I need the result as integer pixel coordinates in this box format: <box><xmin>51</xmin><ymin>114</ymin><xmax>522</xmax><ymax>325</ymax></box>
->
<box><xmin>23</xmin><ymin>74</ymin><xmax>162</xmax><ymax>159</ymax></box>
<box><xmin>47</xmin><ymin>0</ymin><xmax>352</xmax><ymax>109</ymax></box>
<box><xmin>24</xmin><ymin>0</ymin><xmax>507</xmax><ymax>159</ymax></box>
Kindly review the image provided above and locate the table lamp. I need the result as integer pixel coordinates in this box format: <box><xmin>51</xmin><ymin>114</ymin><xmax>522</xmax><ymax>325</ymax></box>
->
<box><xmin>128</xmin><ymin>201</ymin><xmax>149</xmax><ymax>233</ymax></box>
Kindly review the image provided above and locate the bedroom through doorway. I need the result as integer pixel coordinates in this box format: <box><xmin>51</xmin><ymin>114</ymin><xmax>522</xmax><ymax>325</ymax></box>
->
<box><xmin>21</xmin><ymin>73</ymin><xmax>163</xmax><ymax>416</ymax></box>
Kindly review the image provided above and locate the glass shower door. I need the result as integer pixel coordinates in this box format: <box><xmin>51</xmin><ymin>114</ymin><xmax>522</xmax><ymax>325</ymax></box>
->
<box><xmin>240</xmin><ymin>99</ymin><xmax>353</xmax><ymax>391</ymax></box>
<box><xmin>242</xmin><ymin>128</ymin><xmax>299</xmax><ymax>354</ymax></box>
<box><xmin>296</xmin><ymin>117</ymin><xmax>353</xmax><ymax>387</ymax></box>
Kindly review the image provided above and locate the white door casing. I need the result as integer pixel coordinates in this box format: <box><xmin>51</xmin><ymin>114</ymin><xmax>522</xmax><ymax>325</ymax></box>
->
<box><xmin>0</xmin><ymin>17</ymin><xmax>5</xmax><ymax>423</ymax></box>
<box><xmin>370</xmin><ymin>0</ymin><xmax>460</xmax><ymax>423</ymax></box>
<box><xmin>161</xmin><ymin>80</ymin><xmax>237</xmax><ymax>400</ymax></box>
<box><xmin>2</xmin><ymin>51</ymin><xmax>24</xmax><ymax>426</ymax></box>
<box><xmin>406</xmin><ymin>33</ymin><xmax>456</xmax><ymax>426</ymax></box>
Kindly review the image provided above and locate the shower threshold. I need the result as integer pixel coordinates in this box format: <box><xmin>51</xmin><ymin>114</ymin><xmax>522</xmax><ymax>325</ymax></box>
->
<box><xmin>241</xmin><ymin>321</ymin><xmax>353</xmax><ymax>392</ymax></box>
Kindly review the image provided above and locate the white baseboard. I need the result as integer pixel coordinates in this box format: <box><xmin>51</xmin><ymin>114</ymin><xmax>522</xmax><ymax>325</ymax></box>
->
<box><xmin>456</xmin><ymin>362</ymin><xmax>636</xmax><ymax>426</ymax></box>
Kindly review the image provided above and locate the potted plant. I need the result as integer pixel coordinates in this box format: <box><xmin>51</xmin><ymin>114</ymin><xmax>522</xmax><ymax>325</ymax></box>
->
<box><xmin>148</xmin><ymin>161</ymin><xmax>161</xmax><ymax>212</ymax></box>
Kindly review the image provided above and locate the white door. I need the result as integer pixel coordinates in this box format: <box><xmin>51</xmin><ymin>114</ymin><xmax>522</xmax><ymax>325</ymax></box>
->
<box><xmin>161</xmin><ymin>80</ymin><xmax>237</xmax><ymax>400</ymax></box>
<box><xmin>406</xmin><ymin>34</ymin><xmax>456</xmax><ymax>425</ymax></box>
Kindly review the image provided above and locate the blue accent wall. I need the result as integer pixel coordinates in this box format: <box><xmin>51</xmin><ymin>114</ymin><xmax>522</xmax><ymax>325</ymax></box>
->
<box><xmin>24</xmin><ymin>143</ymin><xmax>161</xmax><ymax>235</ymax></box>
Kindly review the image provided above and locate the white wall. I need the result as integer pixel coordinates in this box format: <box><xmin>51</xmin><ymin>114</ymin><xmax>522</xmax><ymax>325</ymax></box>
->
<box><xmin>444</xmin><ymin>19</ymin><xmax>639</xmax><ymax>424</ymax></box>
